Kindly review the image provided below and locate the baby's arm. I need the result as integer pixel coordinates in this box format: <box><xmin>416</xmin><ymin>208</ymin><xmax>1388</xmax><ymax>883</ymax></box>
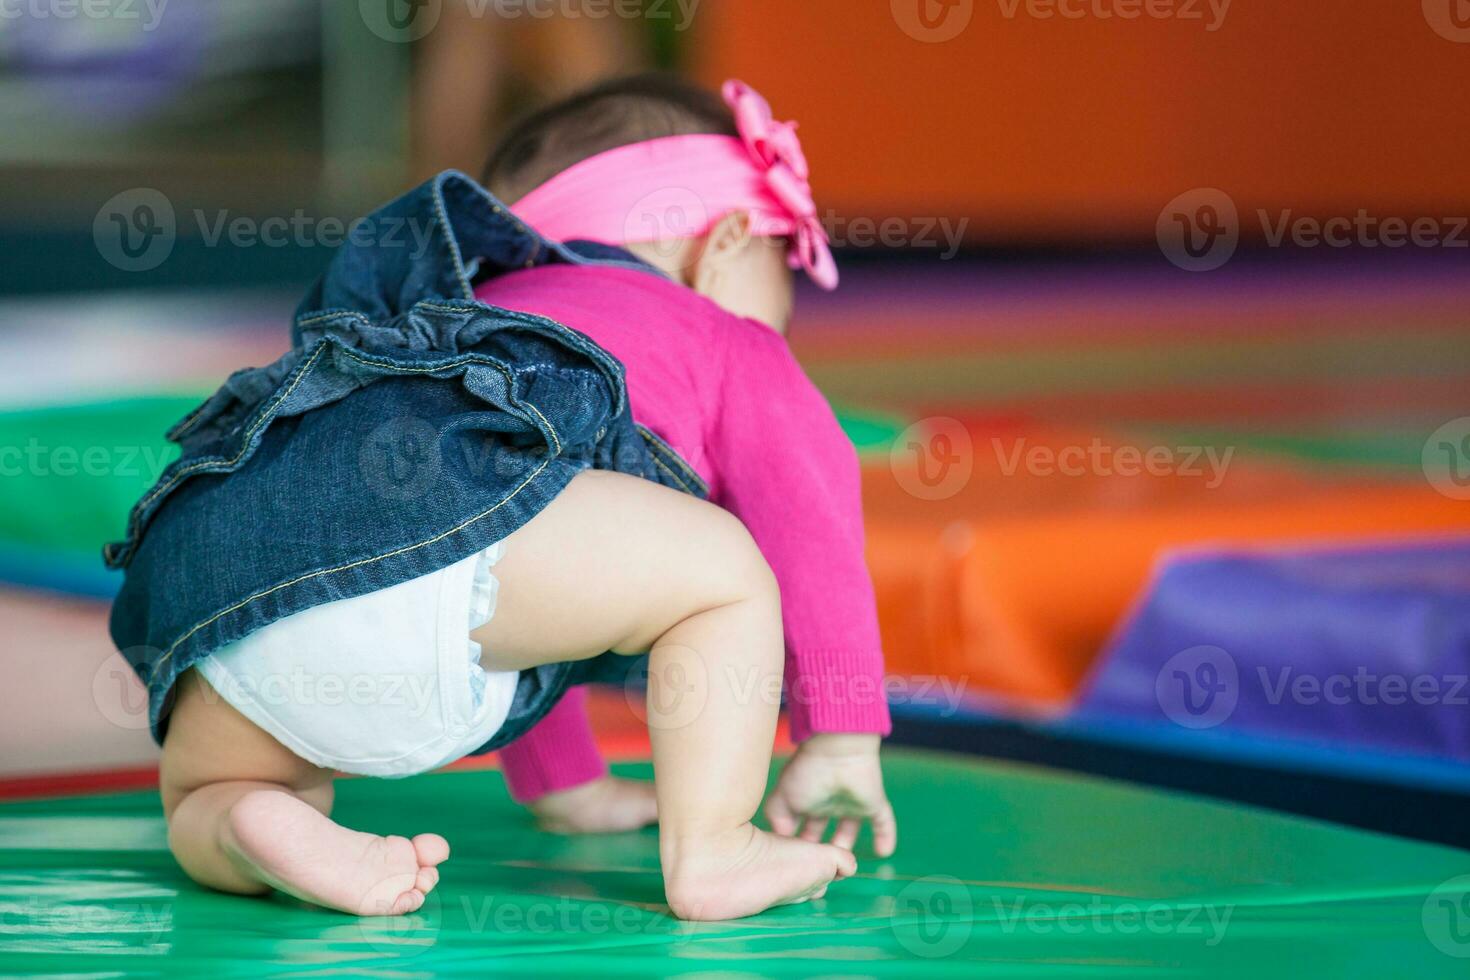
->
<box><xmin>707</xmin><ymin>324</ymin><xmax>896</xmax><ymax>856</ymax></box>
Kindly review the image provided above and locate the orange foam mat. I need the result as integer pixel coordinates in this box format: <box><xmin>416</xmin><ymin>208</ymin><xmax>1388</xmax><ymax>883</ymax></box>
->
<box><xmin>865</xmin><ymin>429</ymin><xmax>1468</xmax><ymax>703</ymax></box>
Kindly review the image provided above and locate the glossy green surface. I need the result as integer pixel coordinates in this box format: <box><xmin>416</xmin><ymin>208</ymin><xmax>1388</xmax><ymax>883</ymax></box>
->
<box><xmin>3</xmin><ymin>751</ymin><xmax>1468</xmax><ymax>977</ymax></box>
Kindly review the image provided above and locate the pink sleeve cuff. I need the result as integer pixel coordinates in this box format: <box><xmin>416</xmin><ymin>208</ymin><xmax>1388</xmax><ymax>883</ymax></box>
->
<box><xmin>784</xmin><ymin>647</ymin><xmax>893</xmax><ymax>743</ymax></box>
<box><xmin>497</xmin><ymin>687</ymin><xmax>608</xmax><ymax>803</ymax></box>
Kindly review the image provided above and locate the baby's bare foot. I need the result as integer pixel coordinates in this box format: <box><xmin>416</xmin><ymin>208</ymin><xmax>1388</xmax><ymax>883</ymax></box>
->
<box><xmin>222</xmin><ymin>789</ymin><xmax>449</xmax><ymax>916</ymax></box>
<box><xmin>530</xmin><ymin>776</ymin><xmax>659</xmax><ymax>834</ymax></box>
<box><xmin>662</xmin><ymin>824</ymin><xmax>856</xmax><ymax>921</ymax></box>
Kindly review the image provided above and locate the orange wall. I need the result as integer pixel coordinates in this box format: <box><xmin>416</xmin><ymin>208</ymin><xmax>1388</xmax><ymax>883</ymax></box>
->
<box><xmin>691</xmin><ymin>1</ymin><xmax>1470</xmax><ymax>242</ymax></box>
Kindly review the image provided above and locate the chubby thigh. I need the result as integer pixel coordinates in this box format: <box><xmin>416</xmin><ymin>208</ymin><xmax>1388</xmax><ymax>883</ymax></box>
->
<box><xmin>163</xmin><ymin>469</ymin><xmax>772</xmax><ymax>787</ymax></box>
<box><xmin>472</xmin><ymin>469</ymin><xmax>778</xmax><ymax>672</ymax></box>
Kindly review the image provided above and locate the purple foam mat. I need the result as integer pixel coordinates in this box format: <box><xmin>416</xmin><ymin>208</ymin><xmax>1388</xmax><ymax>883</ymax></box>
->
<box><xmin>1078</xmin><ymin>537</ymin><xmax>1470</xmax><ymax>766</ymax></box>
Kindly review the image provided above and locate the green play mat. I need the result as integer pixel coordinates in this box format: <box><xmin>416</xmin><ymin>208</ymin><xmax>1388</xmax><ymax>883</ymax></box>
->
<box><xmin>2</xmin><ymin>750</ymin><xmax>1467</xmax><ymax>976</ymax></box>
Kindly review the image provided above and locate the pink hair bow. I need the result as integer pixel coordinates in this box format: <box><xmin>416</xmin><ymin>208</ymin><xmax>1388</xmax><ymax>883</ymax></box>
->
<box><xmin>722</xmin><ymin>80</ymin><xmax>838</xmax><ymax>290</ymax></box>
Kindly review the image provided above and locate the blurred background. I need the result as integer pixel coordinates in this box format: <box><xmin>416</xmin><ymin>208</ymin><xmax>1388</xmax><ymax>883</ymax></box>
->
<box><xmin>2</xmin><ymin>0</ymin><xmax>1468</xmax><ymax>845</ymax></box>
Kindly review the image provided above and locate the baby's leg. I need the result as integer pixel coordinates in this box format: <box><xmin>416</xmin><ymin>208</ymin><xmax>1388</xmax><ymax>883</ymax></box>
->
<box><xmin>476</xmin><ymin>470</ymin><xmax>857</xmax><ymax>920</ymax></box>
<box><xmin>161</xmin><ymin>670</ymin><xmax>448</xmax><ymax>915</ymax></box>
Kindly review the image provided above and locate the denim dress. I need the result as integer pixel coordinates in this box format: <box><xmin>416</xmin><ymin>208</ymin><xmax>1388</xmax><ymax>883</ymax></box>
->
<box><xmin>105</xmin><ymin>171</ymin><xmax>706</xmax><ymax>751</ymax></box>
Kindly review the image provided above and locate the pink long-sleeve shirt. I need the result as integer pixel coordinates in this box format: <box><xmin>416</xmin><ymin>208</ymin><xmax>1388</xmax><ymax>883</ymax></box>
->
<box><xmin>474</xmin><ymin>263</ymin><xmax>890</xmax><ymax>800</ymax></box>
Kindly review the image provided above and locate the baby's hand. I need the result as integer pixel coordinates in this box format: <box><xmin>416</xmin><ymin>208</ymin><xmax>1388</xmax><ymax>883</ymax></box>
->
<box><xmin>764</xmin><ymin>733</ymin><xmax>897</xmax><ymax>857</ymax></box>
<box><xmin>528</xmin><ymin>775</ymin><xmax>658</xmax><ymax>835</ymax></box>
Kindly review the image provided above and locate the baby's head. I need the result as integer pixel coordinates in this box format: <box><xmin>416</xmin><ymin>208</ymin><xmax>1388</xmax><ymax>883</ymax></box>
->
<box><xmin>482</xmin><ymin>74</ymin><xmax>837</xmax><ymax>334</ymax></box>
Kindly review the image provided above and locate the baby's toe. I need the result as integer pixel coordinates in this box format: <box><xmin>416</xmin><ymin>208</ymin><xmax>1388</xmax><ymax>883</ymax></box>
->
<box><xmin>415</xmin><ymin>865</ymin><xmax>440</xmax><ymax>894</ymax></box>
<box><xmin>391</xmin><ymin>889</ymin><xmax>425</xmax><ymax>915</ymax></box>
<box><xmin>412</xmin><ymin>833</ymin><xmax>450</xmax><ymax>866</ymax></box>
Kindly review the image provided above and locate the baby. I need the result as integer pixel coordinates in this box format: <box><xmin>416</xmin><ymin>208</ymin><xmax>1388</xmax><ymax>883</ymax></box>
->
<box><xmin>107</xmin><ymin>74</ymin><xmax>894</xmax><ymax>922</ymax></box>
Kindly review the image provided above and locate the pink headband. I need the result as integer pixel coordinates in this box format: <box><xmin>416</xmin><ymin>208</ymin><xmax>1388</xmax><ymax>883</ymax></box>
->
<box><xmin>511</xmin><ymin>79</ymin><xmax>838</xmax><ymax>290</ymax></box>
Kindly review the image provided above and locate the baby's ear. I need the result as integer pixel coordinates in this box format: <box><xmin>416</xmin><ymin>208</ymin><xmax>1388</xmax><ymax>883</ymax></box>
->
<box><xmin>704</xmin><ymin>210</ymin><xmax>755</xmax><ymax>261</ymax></box>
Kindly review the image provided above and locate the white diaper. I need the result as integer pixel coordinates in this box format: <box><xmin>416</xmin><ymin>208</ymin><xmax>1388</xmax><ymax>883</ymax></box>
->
<box><xmin>197</xmin><ymin>542</ymin><xmax>517</xmax><ymax>778</ymax></box>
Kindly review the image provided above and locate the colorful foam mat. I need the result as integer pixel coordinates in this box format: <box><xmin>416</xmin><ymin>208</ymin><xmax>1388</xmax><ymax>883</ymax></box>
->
<box><xmin>3</xmin><ymin>750</ymin><xmax>1470</xmax><ymax>976</ymax></box>
<box><xmin>1079</xmin><ymin>538</ymin><xmax>1470</xmax><ymax>766</ymax></box>
<box><xmin>866</xmin><ymin>419</ymin><xmax>1470</xmax><ymax>702</ymax></box>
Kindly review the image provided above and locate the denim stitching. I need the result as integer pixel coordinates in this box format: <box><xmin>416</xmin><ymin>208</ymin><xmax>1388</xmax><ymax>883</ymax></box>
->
<box><xmin>148</xmin><ymin>454</ymin><xmax>558</xmax><ymax>678</ymax></box>
<box><xmin>638</xmin><ymin>427</ymin><xmax>708</xmax><ymax>495</ymax></box>
<box><xmin>429</xmin><ymin>177</ymin><xmax>473</xmax><ymax>300</ymax></box>
<box><xmin>130</xmin><ymin>343</ymin><xmax>330</xmax><ymax>520</ymax></box>
<box><xmin>296</xmin><ymin>310</ymin><xmax>372</xmax><ymax>330</ymax></box>
<box><xmin>329</xmin><ymin>346</ymin><xmax>563</xmax><ymax>456</ymax></box>
<box><xmin>168</xmin><ymin>402</ymin><xmax>209</xmax><ymax>439</ymax></box>
<box><xmin>139</xmin><ymin>336</ymin><xmax>564</xmax><ymax>526</ymax></box>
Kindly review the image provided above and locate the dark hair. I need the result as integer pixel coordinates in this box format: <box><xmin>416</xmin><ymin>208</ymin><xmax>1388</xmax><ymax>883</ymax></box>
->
<box><xmin>481</xmin><ymin>73</ymin><xmax>738</xmax><ymax>202</ymax></box>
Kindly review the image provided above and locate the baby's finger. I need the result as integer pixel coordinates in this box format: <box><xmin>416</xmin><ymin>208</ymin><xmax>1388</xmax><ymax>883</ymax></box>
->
<box><xmin>830</xmin><ymin>818</ymin><xmax>861</xmax><ymax>851</ymax></box>
<box><xmin>765</xmin><ymin>794</ymin><xmax>799</xmax><ymax>837</ymax></box>
<box><xmin>870</xmin><ymin>800</ymin><xmax>898</xmax><ymax>857</ymax></box>
<box><xmin>798</xmin><ymin>817</ymin><xmax>829</xmax><ymax>843</ymax></box>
